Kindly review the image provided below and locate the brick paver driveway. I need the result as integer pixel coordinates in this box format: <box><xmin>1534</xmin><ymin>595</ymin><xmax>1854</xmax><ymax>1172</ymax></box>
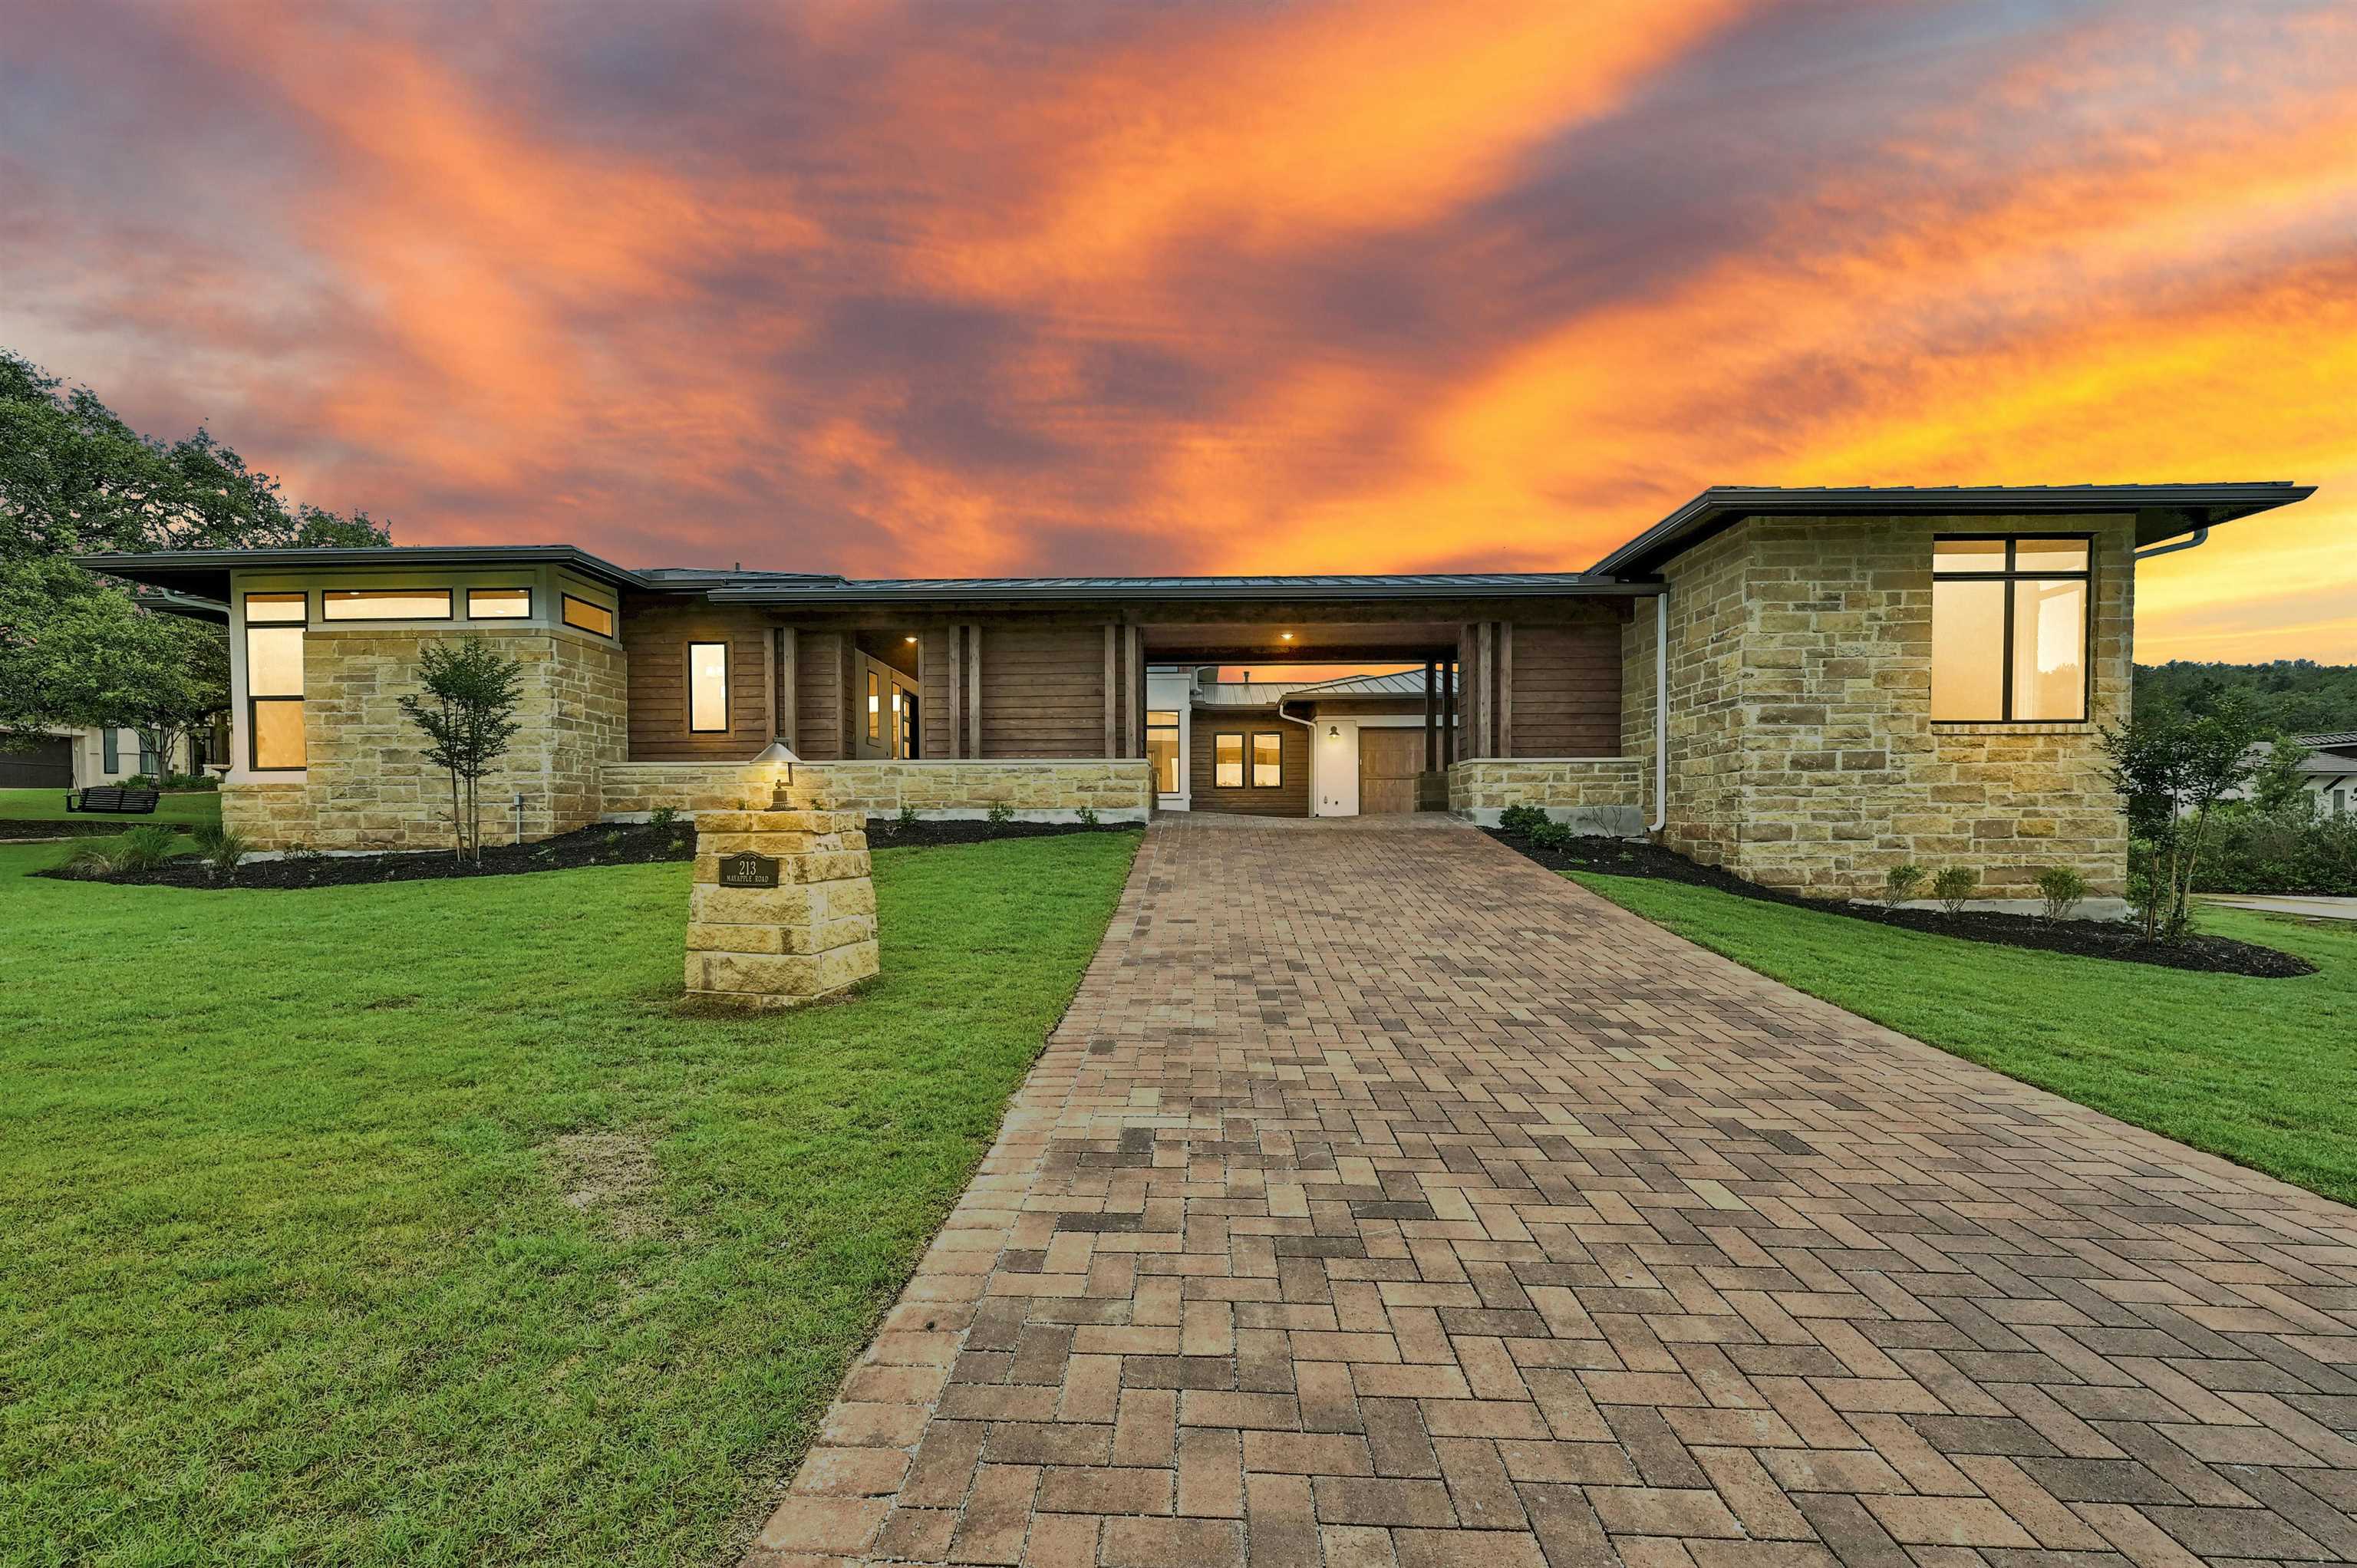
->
<box><xmin>753</xmin><ymin>815</ymin><xmax>2357</xmax><ymax>1567</ymax></box>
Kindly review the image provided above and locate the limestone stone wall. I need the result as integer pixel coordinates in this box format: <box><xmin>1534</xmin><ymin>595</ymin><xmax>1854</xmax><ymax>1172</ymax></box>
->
<box><xmin>599</xmin><ymin>757</ymin><xmax>1154</xmax><ymax>822</ymax></box>
<box><xmin>1447</xmin><ymin>759</ymin><xmax>1644</xmax><ymax>833</ymax></box>
<box><xmin>1624</xmin><ymin>514</ymin><xmax>2135</xmax><ymax>902</ymax></box>
<box><xmin>232</xmin><ymin>627</ymin><xmax>628</xmax><ymax>851</ymax></box>
<box><xmin>219</xmin><ymin>781</ymin><xmax>315</xmax><ymax>845</ymax></box>
<box><xmin>684</xmin><ymin>792</ymin><xmax>879</xmax><ymax>1009</ymax></box>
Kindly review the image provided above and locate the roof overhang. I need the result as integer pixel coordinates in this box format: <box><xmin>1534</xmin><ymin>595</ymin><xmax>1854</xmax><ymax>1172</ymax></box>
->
<box><xmin>72</xmin><ymin>544</ymin><xmax>658</xmax><ymax>601</ymax></box>
<box><xmin>1591</xmin><ymin>483</ymin><xmax>2317</xmax><ymax>578</ymax></box>
<box><xmin>705</xmin><ymin>572</ymin><xmax>1647</xmax><ymax>605</ymax></box>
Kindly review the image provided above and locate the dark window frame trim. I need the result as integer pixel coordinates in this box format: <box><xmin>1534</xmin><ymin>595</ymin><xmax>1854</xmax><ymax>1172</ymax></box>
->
<box><xmin>1212</xmin><ymin>730</ymin><xmax>1246</xmax><ymax>789</ymax></box>
<box><xmin>560</xmin><ymin>592</ymin><xmax>615</xmax><ymax>637</ymax></box>
<box><xmin>1250</xmin><ymin>730</ymin><xmax>1284</xmax><ymax>789</ymax></box>
<box><xmin>242</xmin><ymin>594</ymin><xmax>309</xmax><ymax>772</ymax></box>
<box><xmin>687</xmin><ymin>640</ymin><xmax>730</xmax><ymax>734</ymax></box>
<box><xmin>319</xmin><ymin>587</ymin><xmax>457</xmax><ymax>622</ymax></box>
<box><xmin>1931</xmin><ymin>532</ymin><xmax>2095</xmax><ymax>726</ymax></box>
<box><xmin>464</xmin><ymin>586</ymin><xmax>535</xmax><ymax>621</ymax></box>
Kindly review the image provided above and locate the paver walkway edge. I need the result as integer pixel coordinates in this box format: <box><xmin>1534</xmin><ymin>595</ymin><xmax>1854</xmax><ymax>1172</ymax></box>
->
<box><xmin>747</xmin><ymin>814</ymin><xmax>2357</xmax><ymax>1568</ymax></box>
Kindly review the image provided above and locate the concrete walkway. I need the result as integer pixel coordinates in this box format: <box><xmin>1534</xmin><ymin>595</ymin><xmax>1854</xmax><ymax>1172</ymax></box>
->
<box><xmin>2203</xmin><ymin>894</ymin><xmax>2357</xmax><ymax>923</ymax></box>
<box><xmin>752</xmin><ymin>815</ymin><xmax>2357</xmax><ymax>1567</ymax></box>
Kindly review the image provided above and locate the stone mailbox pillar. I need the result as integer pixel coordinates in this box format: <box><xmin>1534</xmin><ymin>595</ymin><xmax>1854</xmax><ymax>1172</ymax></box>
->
<box><xmin>685</xmin><ymin>774</ymin><xmax>879</xmax><ymax>1009</ymax></box>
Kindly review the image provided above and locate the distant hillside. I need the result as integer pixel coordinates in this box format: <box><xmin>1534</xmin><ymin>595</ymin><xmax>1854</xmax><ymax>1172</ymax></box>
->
<box><xmin>2135</xmin><ymin>661</ymin><xmax>2357</xmax><ymax>735</ymax></box>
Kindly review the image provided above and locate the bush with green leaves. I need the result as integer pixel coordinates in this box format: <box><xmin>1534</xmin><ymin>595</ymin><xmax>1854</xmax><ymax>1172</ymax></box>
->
<box><xmin>64</xmin><ymin>838</ymin><xmax>123</xmax><ymax>878</ymax></box>
<box><xmin>2036</xmin><ymin>865</ymin><xmax>2088</xmax><ymax>921</ymax></box>
<box><xmin>2182</xmin><ymin>801</ymin><xmax>2357</xmax><ymax>897</ymax></box>
<box><xmin>2099</xmin><ymin>694</ymin><xmax>2263</xmax><ymax>941</ymax></box>
<box><xmin>114</xmin><ymin>824</ymin><xmax>180</xmax><ymax>872</ymax></box>
<box><xmin>161</xmin><ymin>772</ymin><xmax>218</xmax><ymax>792</ymax></box>
<box><xmin>1881</xmin><ymin>863</ymin><xmax>1927</xmax><ymax>905</ymax></box>
<box><xmin>1525</xmin><ymin>816</ymin><xmax>1574</xmax><ymax>851</ymax></box>
<box><xmin>648</xmin><ymin>805</ymin><xmax>678</xmax><ymax>832</ymax></box>
<box><xmin>1498</xmin><ymin>802</ymin><xmax>1551</xmax><ymax>837</ymax></box>
<box><xmin>987</xmin><ymin>801</ymin><xmax>1014</xmax><ymax>825</ymax></box>
<box><xmin>396</xmin><ymin>637</ymin><xmax>524</xmax><ymax>862</ymax></box>
<box><xmin>120</xmin><ymin>773</ymin><xmax>155</xmax><ymax>789</ymax></box>
<box><xmin>1077</xmin><ymin>806</ymin><xmax>1099</xmax><ymax>828</ymax></box>
<box><xmin>897</xmin><ymin>805</ymin><xmax>918</xmax><ymax>829</ymax></box>
<box><xmin>1931</xmin><ymin>866</ymin><xmax>1977</xmax><ymax>915</ymax></box>
<box><xmin>192</xmin><ymin>822</ymin><xmax>252</xmax><ymax>878</ymax></box>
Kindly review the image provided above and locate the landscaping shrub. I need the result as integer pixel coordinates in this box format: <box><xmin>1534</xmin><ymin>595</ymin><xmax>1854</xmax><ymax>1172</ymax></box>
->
<box><xmin>1077</xmin><ymin>806</ymin><xmax>1099</xmax><ymax>827</ymax></box>
<box><xmin>192</xmin><ymin>823</ymin><xmax>252</xmax><ymax>878</ymax></box>
<box><xmin>1525</xmin><ymin>816</ymin><xmax>1574</xmax><ymax>851</ymax></box>
<box><xmin>2036</xmin><ymin>865</ymin><xmax>2088</xmax><ymax>921</ymax></box>
<box><xmin>1932</xmin><ymin>866</ymin><xmax>1977</xmax><ymax>915</ymax></box>
<box><xmin>2178</xmin><ymin>804</ymin><xmax>2357</xmax><ymax>897</ymax></box>
<box><xmin>161</xmin><ymin>772</ymin><xmax>218</xmax><ymax>791</ymax></box>
<box><xmin>987</xmin><ymin>801</ymin><xmax>1014</xmax><ymax>825</ymax></box>
<box><xmin>648</xmin><ymin>805</ymin><xmax>678</xmax><ymax>832</ymax></box>
<box><xmin>1498</xmin><ymin>802</ymin><xmax>1551</xmax><ymax>837</ymax></box>
<box><xmin>64</xmin><ymin>838</ymin><xmax>122</xmax><ymax>878</ymax></box>
<box><xmin>1881</xmin><ymin>863</ymin><xmax>1927</xmax><ymax>905</ymax></box>
<box><xmin>114</xmin><ymin>825</ymin><xmax>180</xmax><ymax>872</ymax></box>
<box><xmin>2100</xmin><ymin>696</ymin><xmax>2263</xmax><ymax>940</ymax></box>
<box><xmin>896</xmin><ymin>805</ymin><xmax>918</xmax><ymax>829</ymax></box>
<box><xmin>120</xmin><ymin>773</ymin><xmax>155</xmax><ymax>789</ymax></box>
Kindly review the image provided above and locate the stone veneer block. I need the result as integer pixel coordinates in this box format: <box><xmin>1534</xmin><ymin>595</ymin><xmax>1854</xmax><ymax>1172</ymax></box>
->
<box><xmin>684</xmin><ymin>789</ymin><xmax>879</xmax><ymax>1010</ymax></box>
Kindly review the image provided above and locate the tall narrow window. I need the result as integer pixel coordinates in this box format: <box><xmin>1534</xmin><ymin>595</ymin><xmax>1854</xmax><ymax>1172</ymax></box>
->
<box><xmin>1146</xmin><ymin>710</ymin><xmax>1181</xmax><ymax>794</ymax></box>
<box><xmin>245</xmin><ymin>591</ymin><xmax>308</xmax><ymax>770</ymax></box>
<box><xmin>867</xmin><ymin>670</ymin><xmax>882</xmax><ymax>741</ymax></box>
<box><xmin>1214</xmin><ymin>732</ymin><xmax>1244</xmax><ymax>787</ymax></box>
<box><xmin>1251</xmin><ymin>732</ymin><xmax>1283</xmax><ymax>788</ymax></box>
<box><xmin>1932</xmin><ymin>537</ymin><xmax>2090</xmax><ymax>723</ymax></box>
<box><xmin>688</xmin><ymin>641</ymin><xmax>729</xmax><ymax>733</ymax></box>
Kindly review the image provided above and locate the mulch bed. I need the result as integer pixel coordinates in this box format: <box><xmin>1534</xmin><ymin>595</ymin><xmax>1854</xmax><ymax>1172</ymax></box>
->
<box><xmin>37</xmin><ymin>816</ymin><xmax>1139</xmax><ymax>890</ymax></box>
<box><xmin>1489</xmin><ymin>829</ymin><xmax>2317</xmax><ymax>979</ymax></box>
<box><xmin>862</xmin><ymin>817</ymin><xmax>1142</xmax><ymax>849</ymax></box>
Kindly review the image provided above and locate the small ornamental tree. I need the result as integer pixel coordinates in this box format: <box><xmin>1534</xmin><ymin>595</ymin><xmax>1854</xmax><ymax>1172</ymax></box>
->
<box><xmin>2100</xmin><ymin>696</ymin><xmax>2264</xmax><ymax>941</ymax></box>
<box><xmin>397</xmin><ymin>638</ymin><xmax>523</xmax><ymax>861</ymax></box>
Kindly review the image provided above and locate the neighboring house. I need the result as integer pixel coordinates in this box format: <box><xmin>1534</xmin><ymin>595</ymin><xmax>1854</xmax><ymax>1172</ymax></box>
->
<box><xmin>1</xmin><ymin>590</ymin><xmax>230</xmax><ymax>789</ymax></box>
<box><xmin>2230</xmin><ymin>733</ymin><xmax>2357</xmax><ymax>815</ymax></box>
<box><xmin>84</xmin><ymin>481</ymin><xmax>2315</xmax><ymax>910</ymax></box>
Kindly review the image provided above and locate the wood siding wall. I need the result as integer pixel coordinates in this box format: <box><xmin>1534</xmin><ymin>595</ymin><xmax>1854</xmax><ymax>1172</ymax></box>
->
<box><xmin>793</xmin><ymin>631</ymin><xmax>848</xmax><ymax>759</ymax></box>
<box><xmin>621</xmin><ymin>598</ymin><xmax>770</xmax><ymax>760</ymax></box>
<box><xmin>1188</xmin><ymin>713</ymin><xmax>1309</xmax><ymax>817</ymax></box>
<box><xmin>1508</xmin><ymin>619</ymin><xmax>1623</xmax><ymax>756</ymax></box>
<box><xmin>980</xmin><ymin>624</ymin><xmax>1104</xmax><ymax>758</ymax></box>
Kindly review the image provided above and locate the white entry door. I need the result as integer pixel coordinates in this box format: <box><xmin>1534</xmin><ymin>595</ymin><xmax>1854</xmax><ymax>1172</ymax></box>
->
<box><xmin>1314</xmin><ymin>720</ymin><xmax>1360</xmax><ymax>816</ymax></box>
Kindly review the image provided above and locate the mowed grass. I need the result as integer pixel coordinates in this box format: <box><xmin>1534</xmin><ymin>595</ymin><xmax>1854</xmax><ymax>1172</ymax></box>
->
<box><xmin>0</xmin><ymin>786</ymin><xmax>223</xmax><ymax>826</ymax></box>
<box><xmin>0</xmin><ymin>831</ymin><xmax>1138</xmax><ymax>1566</ymax></box>
<box><xmin>1571</xmin><ymin>871</ymin><xmax>2357</xmax><ymax>1207</ymax></box>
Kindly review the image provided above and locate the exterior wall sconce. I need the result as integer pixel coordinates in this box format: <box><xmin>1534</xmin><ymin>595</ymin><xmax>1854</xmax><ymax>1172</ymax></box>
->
<box><xmin>1328</xmin><ymin>726</ymin><xmax>1340</xmax><ymax>738</ymax></box>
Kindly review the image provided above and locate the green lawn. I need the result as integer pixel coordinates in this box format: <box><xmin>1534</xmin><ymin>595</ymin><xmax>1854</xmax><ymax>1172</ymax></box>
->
<box><xmin>1571</xmin><ymin>871</ymin><xmax>2357</xmax><ymax>1207</ymax></box>
<box><xmin>0</xmin><ymin>786</ymin><xmax>223</xmax><ymax>826</ymax></box>
<box><xmin>0</xmin><ymin>831</ymin><xmax>1138</xmax><ymax>1567</ymax></box>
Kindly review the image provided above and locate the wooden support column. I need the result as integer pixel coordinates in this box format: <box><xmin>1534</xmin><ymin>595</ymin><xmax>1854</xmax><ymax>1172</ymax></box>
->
<box><xmin>966</xmin><ymin>623</ymin><xmax>984</xmax><ymax>758</ymax></box>
<box><xmin>1496</xmin><ymin>621</ymin><xmax>1514</xmax><ymax>759</ymax></box>
<box><xmin>1443</xmin><ymin>654</ymin><xmax>1459</xmax><ymax>766</ymax></box>
<box><xmin>1423</xmin><ymin>660</ymin><xmax>1436</xmax><ymax>772</ymax></box>
<box><xmin>1103</xmin><ymin>624</ymin><xmax>1119</xmax><ymax>759</ymax></box>
<box><xmin>777</xmin><ymin>628</ymin><xmax>797</xmax><ymax>751</ymax></box>
<box><xmin>945</xmin><ymin>624</ymin><xmax>963</xmax><ymax>758</ymax></box>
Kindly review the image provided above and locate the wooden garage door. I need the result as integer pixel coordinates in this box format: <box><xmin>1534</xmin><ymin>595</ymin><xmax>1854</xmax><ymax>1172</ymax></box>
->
<box><xmin>1358</xmin><ymin>727</ymin><xmax>1425</xmax><ymax>815</ymax></box>
<box><xmin>0</xmin><ymin>736</ymin><xmax>73</xmax><ymax>789</ymax></box>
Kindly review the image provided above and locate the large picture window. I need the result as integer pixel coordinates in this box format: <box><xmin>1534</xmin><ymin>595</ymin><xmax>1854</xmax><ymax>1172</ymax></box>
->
<box><xmin>1214</xmin><ymin>732</ymin><xmax>1244</xmax><ymax>788</ymax></box>
<box><xmin>1932</xmin><ymin>536</ymin><xmax>2090</xmax><ymax>723</ymax></box>
<box><xmin>466</xmin><ymin>587</ymin><xmax>532</xmax><ymax>619</ymax></box>
<box><xmin>688</xmin><ymin>641</ymin><xmax>729</xmax><ymax>733</ymax></box>
<box><xmin>244</xmin><ymin>591</ymin><xmax>308</xmax><ymax>770</ymax></box>
<box><xmin>1251</xmin><ymin>731</ymin><xmax>1283</xmax><ymax>788</ymax></box>
<box><xmin>1146</xmin><ymin>710</ymin><xmax>1181</xmax><ymax>794</ymax></box>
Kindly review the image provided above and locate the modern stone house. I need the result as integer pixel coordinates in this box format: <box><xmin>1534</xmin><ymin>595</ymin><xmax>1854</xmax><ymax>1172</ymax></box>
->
<box><xmin>87</xmin><ymin>482</ymin><xmax>2312</xmax><ymax>908</ymax></box>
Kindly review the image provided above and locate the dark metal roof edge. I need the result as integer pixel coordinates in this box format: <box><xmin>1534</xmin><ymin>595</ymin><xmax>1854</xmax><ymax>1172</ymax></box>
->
<box><xmin>1592</xmin><ymin>483</ymin><xmax>2316</xmax><ymax>578</ymax></box>
<box><xmin>73</xmin><ymin>544</ymin><xmax>654</xmax><ymax>591</ymax></box>
<box><xmin>707</xmin><ymin>576</ymin><xmax>1657</xmax><ymax>604</ymax></box>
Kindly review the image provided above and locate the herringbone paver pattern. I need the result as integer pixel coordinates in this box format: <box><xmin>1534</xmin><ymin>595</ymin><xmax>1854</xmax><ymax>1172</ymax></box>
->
<box><xmin>749</xmin><ymin>814</ymin><xmax>2357</xmax><ymax>1568</ymax></box>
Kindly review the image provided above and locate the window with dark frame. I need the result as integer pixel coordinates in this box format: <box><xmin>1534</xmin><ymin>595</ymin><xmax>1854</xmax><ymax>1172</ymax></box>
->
<box><xmin>688</xmin><ymin>641</ymin><xmax>729</xmax><ymax>733</ymax></box>
<box><xmin>560</xmin><ymin>594</ymin><xmax>615</xmax><ymax>637</ymax></box>
<box><xmin>321</xmin><ymin>588</ymin><xmax>453</xmax><ymax>621</ymax></box>
<box><xmin>1251</xmin><ymin>731</ymin><xmax>1282</xmax><ymax>788</ymax></box>
<box><xmin>466</xmin><ymin>587</ymin><xmax>532</xmax><ymax>619</ymax></box>
<box><xmin>244</xmin><ymin>591</ymin><xmax>308</xmax><ymax>770</ymax></box>
<box><xmin>1146</xmin><ymin>709</ymin><xmax>1181</xmax><ymax>794</ymax></box>
<box><xmin>1931</xmin><ymin>535</ymin><xmax>2092</xmax><ymax>723</ymax></box>
<box><xmin>1213</xmin><ymin>732</ymin><xmax>1244</xmax><ymax>788</ymax></box>
<box><xmin>867</xmin><ymin>670</ymin><xmax>882</xmax><ymax>741</ymax></box>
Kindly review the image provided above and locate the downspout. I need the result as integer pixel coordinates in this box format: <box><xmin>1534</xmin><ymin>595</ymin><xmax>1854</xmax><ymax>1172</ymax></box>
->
<box><xmin>1649</xmin><ymin>588</ymin><xmax>1670</xmax><ymax>835</ymax></box>
<box><xmin>2132</xmin><ymin>525</ymin><xmax>2208</xmax><ymax>562</ymax></box>
<box><xmin>1274</xmin><ymin>697</ymin><xmax>1318</xmax><ymax>809</ymax></box>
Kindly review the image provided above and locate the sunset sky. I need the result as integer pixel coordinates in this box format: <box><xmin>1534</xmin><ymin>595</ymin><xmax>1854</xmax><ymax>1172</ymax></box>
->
<box><xmin>4</xmin><ymin>1</ymin><xmax>2352</xmax><ymax>660</ymax></box>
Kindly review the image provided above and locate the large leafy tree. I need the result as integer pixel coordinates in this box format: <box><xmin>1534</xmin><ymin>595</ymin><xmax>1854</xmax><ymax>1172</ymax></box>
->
<box><xmin>0</xmin><ymin>348</ymin><xmax>390</xmax><ymax>753</ymax></box>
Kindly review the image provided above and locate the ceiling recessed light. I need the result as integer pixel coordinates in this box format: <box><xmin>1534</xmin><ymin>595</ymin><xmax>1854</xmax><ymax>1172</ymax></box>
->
<box><xmin>904</xmin><ymin>635</ymin><xmax>918</xmax><ymax>644</ymax></box>
<box><xmin>1279</xmin><ymin>631</ymin><xmax>1294</xmax><ymax>641</ymax></box>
